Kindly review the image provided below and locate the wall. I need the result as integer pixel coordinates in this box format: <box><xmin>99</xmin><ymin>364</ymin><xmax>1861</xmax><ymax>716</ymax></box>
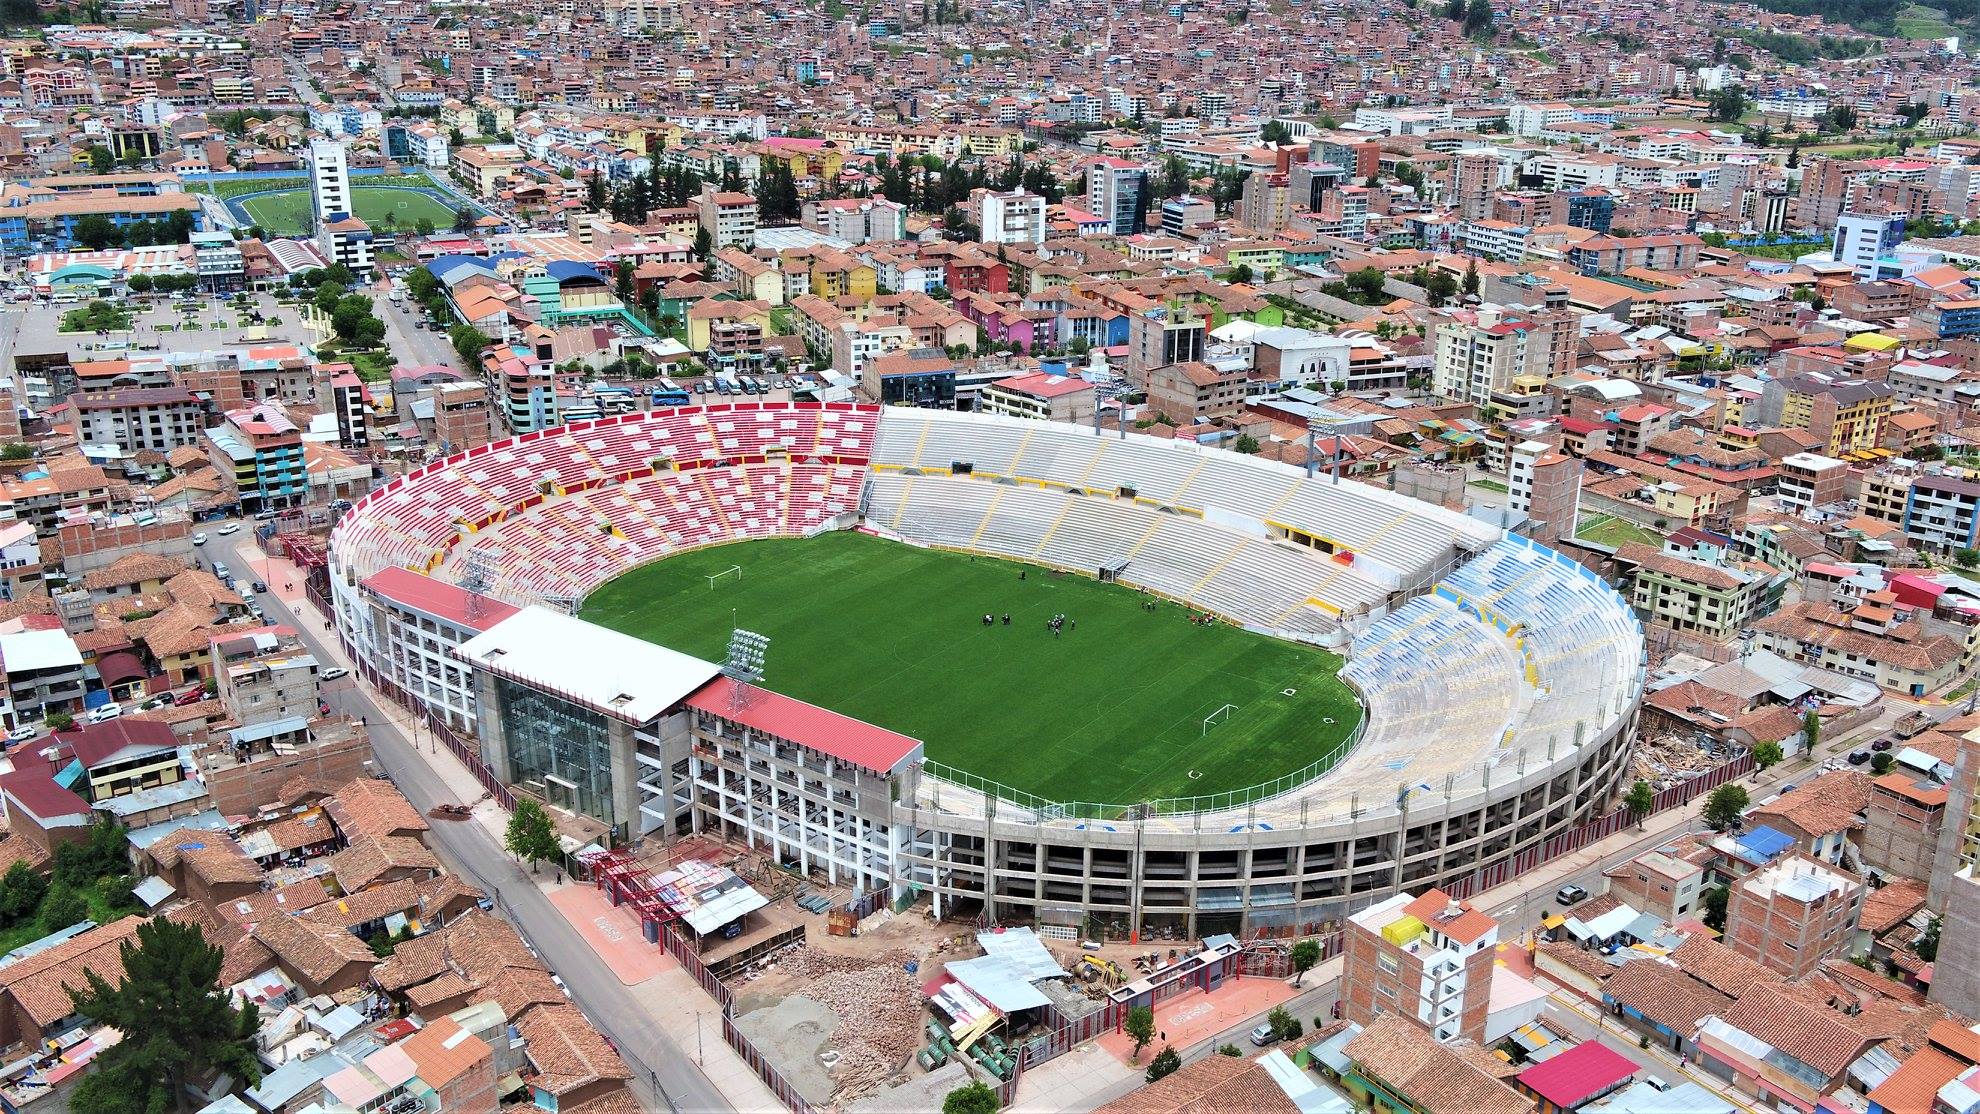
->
<box><xmin>202</xmin><ymin>727</ymin><xmax>374</xmax><ymax>815</ymax></box>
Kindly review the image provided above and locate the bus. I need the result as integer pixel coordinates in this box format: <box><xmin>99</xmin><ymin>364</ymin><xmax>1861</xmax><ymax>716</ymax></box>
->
<box><xmin>650</xmin><ymin>382</ymin><xmax>692</xmax><ymax>407</ymax></box>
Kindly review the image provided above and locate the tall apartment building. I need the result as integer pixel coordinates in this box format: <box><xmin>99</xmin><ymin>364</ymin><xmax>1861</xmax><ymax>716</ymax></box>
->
<box><xmin>1452</xmin><ymin>151</ymin><xmax>1506</xmax><ymax>222</ymax></box>
<box><xmin>212</xmin><ymin>626</ymin><xmax>322</xmax><ymax>729</ymax></box>
<box><xmin>1904</xmin><ymin>471</ymin><xmax>1980</xmax><ymax>552</ymax></box>
<box><xmin>1507</xmin><ymin>440</ymin><xmax>1581</xmax><ymax>545</ymax></box>
<box><xmin>1755</xmin><ymin>375</ymin><xmax>1891</xmax><ymax>457</ymax></box>
<box><xmin>206</xmin><ymin>403</ymin><xmax>305</xmax><ymax>513</ymax></box>
<box><xmin>977</xmin><ymin>190</ymin><xmax>1047</xmax><ymax>244</ymax></box>
<box><xmin>1833</xmin><ymin>211</ymin><xmax>1907</xmax><ymax>280</ymax></box>
<box><xmin>1086</xmin><ymin>158</ymin><xmax>1147</xmax><ymax>236</ymax></box>
<box><xmin>1431</xmin><ymin>307</ymin><xmax>1575</xmax><ymax>408</ymax></box>
<box><xmin>1341</xmin><ymin>888</ymin><xmax>1499</xmax><ymax>1044</ymax></box>
<box><xmin>432</xmin><ymin>380</ymin><xmax>494</xmax><ymax>453</ymax></box>
<box><xmin>801</xmin><ymin>197</ymin><xmax>907</xmax><ymax>244</ymax></box>
<box><xmin>307</xmin><ymin>138</ymin><xmax>373</xmax><ymax>279</ymax></box>
<box><xmin>1238</xmin><ymin>163</ymin><xmax>1294</xmax><ymax>235</ymax></box>
<box><xmin>1723</xmin><ymin>852</ymin><xmax>1865</xmax><ymax>981</ymax></box>
<box><xmin>1614</xmin><ymin>543</ymin><xmax>1783</xmax><ymax>642</ymax></box>
<box><xmin>696</xmin><ymin>184</ymin><xmax>759</xmax><ymax>249</ymax></box>
<box><xmin>69</xmin><ymin>387</ymin><xmax>207</xmax><ymax>454</ymax></box>
<box><xmin>1931</xmin><ymin>865</ymin><xmax>1980</xmax><ymax>1019</ymax></box>
<box><xmin>1126</xmin><ymin>304</ymin><xmax>1206</xmax><ymax>385</ymax></box>
<box><xmin>1775</xmin><ymin>452</ymin><xmax>1850</xmax><ymax>514</ymax></box>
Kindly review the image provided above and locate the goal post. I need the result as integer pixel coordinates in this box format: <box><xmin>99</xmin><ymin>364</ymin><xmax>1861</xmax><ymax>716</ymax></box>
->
<box><xmin>1203</xmin><ymin>703</ymin><xmax>1237</xmax><ymax>735</ymax></box>
<box><xmin>706</xmin><ymin>565</ymin><xmax>742</xmax><ymax>589</ymax></box>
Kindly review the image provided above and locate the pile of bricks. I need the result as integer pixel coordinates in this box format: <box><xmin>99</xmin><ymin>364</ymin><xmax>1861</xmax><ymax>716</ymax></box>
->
<box><xmin>781</xmin><ymin>946</ymin><xmax>928</xmax><ymax>1101</ymax></box>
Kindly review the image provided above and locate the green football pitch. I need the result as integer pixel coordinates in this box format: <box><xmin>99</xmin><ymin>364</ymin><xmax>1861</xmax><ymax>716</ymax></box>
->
<box><xmin>237</xmin><ymin>185</ymin><xmax>462</xmax><ymax>237</ymax></box>
<box><xmin>580</xmin><ymin>531</ymin><xmax>1362</xmax><ymax>806</ymax></box>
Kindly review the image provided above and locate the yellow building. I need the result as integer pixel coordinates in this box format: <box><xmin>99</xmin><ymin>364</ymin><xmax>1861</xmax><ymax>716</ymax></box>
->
<box><xmin>686</xmin><ymin>298</ymin><xmax>772</xmax><ymax>352</ymax></box>
<box><xmin>1769</xmin><ymin>375</ymin><xmax>1892</xmax><ymax>457</ymax></box>
<box><xmin>809</xmin><ymin>259</ymin><xmax>876</xmax><ymax>303</ymax></box>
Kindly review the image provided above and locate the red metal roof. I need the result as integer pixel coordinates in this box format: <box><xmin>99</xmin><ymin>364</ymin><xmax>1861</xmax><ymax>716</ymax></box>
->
<box><xmin>687</xmin><ymin>676</ymin><xmax>922</xmax><ymax>775</ymax></box>
<box><xmin>362</xmin><ymin>567</ymin><xmax>520</xmax><ymax>633</ymax></box>
<box><xmin>1515</xmin><ymin>1041</ymin><xmax>1638</xmax><ymax>1106</ymax></box>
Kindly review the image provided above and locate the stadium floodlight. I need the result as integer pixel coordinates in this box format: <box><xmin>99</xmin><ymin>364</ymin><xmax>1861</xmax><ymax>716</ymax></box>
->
<box><xmin>724</xmin><ymin>627</ymin><xmax>770</xmax><ymax>684</ymax></box>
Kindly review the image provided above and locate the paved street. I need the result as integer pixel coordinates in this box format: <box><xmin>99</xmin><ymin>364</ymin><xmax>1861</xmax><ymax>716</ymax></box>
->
<box><xmin>374</xmin><ymin>285</ymin><xmax>465</xmax><ymax>371</ymax></box>
<box><xmin>218</xmin><ymin>530</ymin><xmax>734</xmax><ymax>1114</ymax></box>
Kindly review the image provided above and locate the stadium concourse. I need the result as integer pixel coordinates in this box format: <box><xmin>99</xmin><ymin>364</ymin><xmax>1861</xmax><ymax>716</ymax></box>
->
<box><xmin>327</xmin><ymin>401</ymin><xmax>1645</xmax><ymax>937</ymax></box>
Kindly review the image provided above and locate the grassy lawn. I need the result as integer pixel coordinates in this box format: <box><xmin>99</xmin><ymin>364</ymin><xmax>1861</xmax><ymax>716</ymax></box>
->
<box><xmin>1895</xmin><ymin>3</ymin><xmax>1959</xmax><ymax>38</ymax></box>
<box><xmin>60</xmin><ymin>301</ymin><xmax>133</xmax><ymax>333</ymax></box>
<box><xmin>1468</xmin><ymin>478</ymin><xmax>1509</xmax><ymax>493</ymax></box>
<box><xmin>582</xmin><ymin>532</ymin><xmax>1361</xmax><ymax>806</ymax></box>
<box><xmin>239</xmin><ymin>177</ymin><xmax>463</xmax><ymax>237</ymax></box>
<box><xmin>1577</xmin><ymin>513</ymin><xmax>1664</xmax><ymax>549</ymax></box>
<box><xmin>349</xmin><ymin>351</ymin><xmax>396</xmax><ymax>381</ymax></box>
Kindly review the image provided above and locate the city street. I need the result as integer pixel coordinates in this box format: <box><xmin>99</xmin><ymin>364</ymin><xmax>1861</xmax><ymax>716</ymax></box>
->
<box><xmin>375</xmin><ymin>286</ymin><xmax>465</xmax><ymax>371</ymax></box>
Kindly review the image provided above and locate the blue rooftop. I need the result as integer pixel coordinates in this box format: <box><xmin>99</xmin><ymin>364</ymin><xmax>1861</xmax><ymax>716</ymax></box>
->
<box><xmin>1735</xmin><ymin>825</ymin><xmax>1794</xmax><ymax>862</ymax></box>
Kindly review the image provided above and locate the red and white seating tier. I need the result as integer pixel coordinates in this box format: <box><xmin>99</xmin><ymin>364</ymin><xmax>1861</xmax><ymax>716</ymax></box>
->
<box><xmin>331</xmin><ymin>403</ymin><xmax>880</xmax><ymax>601</ymax></box>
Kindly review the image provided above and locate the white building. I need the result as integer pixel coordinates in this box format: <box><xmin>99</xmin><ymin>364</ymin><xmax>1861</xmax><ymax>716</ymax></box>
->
<box><xmin>1507</xmin><ymin>102</ymin><xmax>1576</xmax><ymax>137</ymax></box>
<box><xmin>1832</xmin><ymin>211</ymin><xmax>1906</xmax><ymax>280</ymax></box>
<box><xmin>978</xmin><ymin>189</ymin><xmax>1047</xmax><ymax>244</ymax></box>
<box><xmin>307</xmin><ymin>138</ymin><xmax>353</xmax><ymax>231</ymax></box>
<box><xmin>356</xmin><ymin>567</ymin><xmax>519</xmax><ymax>733</ymax></box>
<box><xmin>801</xmin><ymin>197</ymin><xmax>907</xmax><ymax>244</ymax></box>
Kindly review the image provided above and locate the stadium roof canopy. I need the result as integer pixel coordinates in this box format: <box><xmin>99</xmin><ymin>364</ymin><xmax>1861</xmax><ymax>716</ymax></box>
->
<box><xmin>456</xmin><ymin>605</ymin><xmax>720</xmax><ymax>724</ymax></box>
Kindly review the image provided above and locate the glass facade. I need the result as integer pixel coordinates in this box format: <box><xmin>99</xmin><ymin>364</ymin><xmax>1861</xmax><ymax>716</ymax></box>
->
<box><xmin>495</xmin><ymin>676</ymin><xmax>616</xmax><ymax>829</ymax></box>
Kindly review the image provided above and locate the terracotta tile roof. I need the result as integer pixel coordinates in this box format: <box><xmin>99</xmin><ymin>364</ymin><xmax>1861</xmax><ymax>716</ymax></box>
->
<box><xmin>1536</xmin><ymin>940</ymin><xmax>1617</xmax><ymax>985</ymax></box>
<box><xmin>1860</xmin><ymin>878</ymin><xmax>1930</xmax><ymax>936</ymax></box>
<box><xmin>561</xmin><ymin>1090</ymin><xmax>647</xmax><ymax>1114</ymax></box>
<box><xmin>1669</xmin><ymin>934</ymin><xmax>1780</xmax><ymax>998</ymax></box>
<box><xmin>1717</xmin><ymin>985</ymin><xmax>1875</xmax><ymax>1078</ymax></box>
<box><xmin>1866</xmin><ymin>1047</ymin><xmax>1967</xmax><ymax>1114</ymax></box>
<box><xmin>0</xmin><ymin>915</ymin><xmax>145</xmax><ymax>1029</ymax></box>
<box><xmin>373</xmin><ymin>930</ymin><xmax>453</xmax><ymax>993</ymax></box>
<box><xmin>468</xmin><ymin>966</ymin><xmax>566</xmax><ymax>1023</ymax></box>
<box><xmin>1345</xmin><ymin>1016</ymin><xmax>1536</xmax><ymax>1114</ymax></box>
<box><xmin>399</xmin><ymin>1015</ymin><xmax>491</xmax><ymax>1087</ymax></box>
<box><xmin>1748</xmin><ymin>769</ymin><xmax>1873</xmax><ymax>840</ymax></box>
<box><xmin>1093</xmin><ymin>1051</ymin><xmax>1297</xmax><ymax>1113</ymax></box>
<box><xmin>404</xmin><ymin>970</ymin><xmax>476</xmax><ymax>1011</ymax></box>
<box><xmin>443</xmin><ymin>909</ymin><xmax>545</xmax><ymax>985</ymax></box>
<box><xmin>1603</xmin><ymin>958</ymin><xmax>1734</xmax><ymax>1034</ymax></box>
<box><xmin>215</xmin><ymin>878</ymin><xmax>333</xmax><ymax>925</ymax></box>
<box><xmin>301</xmin><ymin>877</ymin><xmax>420</xmax><ymax>931</ymax></box>
<box><xmin>329</xmin><ymin>834</ymin><xmax>439</xmax><ymax>892</ymax></box>
<box><xmin>145</xmin><ymin>828</ymin><xmax>266</xmax><ymax>886</ymax></box>
<box><xmin>518</xmin><ymin>1004</ymin><xmax>632</xmax><ymax>1096</ymax></box>
<box><xmin>251</xmin><ymin>911</ymin><xmax>377</xmax><ymax>990</ymax></box>
<box><xmin>323</xmin><ymin>777</ymin><xmax>429</xmax><ymax>841</ymax></box>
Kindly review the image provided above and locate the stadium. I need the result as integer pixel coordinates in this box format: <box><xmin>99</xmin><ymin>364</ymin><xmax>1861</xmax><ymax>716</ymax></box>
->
<box><xmin>326</xmin><ymin>401</ymin><xmax>1645</xmax><ymax>938</ymax></box>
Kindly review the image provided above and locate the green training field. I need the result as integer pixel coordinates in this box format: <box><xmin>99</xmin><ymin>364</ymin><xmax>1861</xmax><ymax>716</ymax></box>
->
<box><xmin>238</xmin><ymin>184</ymin><xmax>462</xmax><ymax>237</ymax></box>
<box><xmin>581</xmin><ymin>531</ymin><xmax>1362</xmax><ymax>806</ymax></box>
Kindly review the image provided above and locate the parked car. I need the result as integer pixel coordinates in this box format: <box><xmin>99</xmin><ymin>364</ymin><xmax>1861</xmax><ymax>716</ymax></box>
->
<box><xmin>1555</xmin><ymin>883</ymin><xmax>1588</xmax><ymax>906</ymax></box>
<box><xmin>1848</xmin><ymin>750</ymin><xmax>1871</xmax><ymax>765</ymax></box>
<box><xmin>6</xmin><ymin>725</ymin><xmax>38</xmax><ymax>744</ymax></box>
<box><xmin>217</xmin><ymin>523</ymin><xmax>240</xmax><ymax>536</ymax></box>
<box><xmin>174</xmin><ymin>687</ymin><xmax>207</xmax><ymax>707</ymax></box>
<box><xmin>86</xmin><ymin>703</ymin><xmax>123</xmax><ymax>723</ymax></box>
<box><xmin>1871</xmin><ymin>737</ymin><xmax>1894</xmax><ymax>752</ymax></box>
<box><xmin>251</xmin><ymin>580</ymin><xmax>268</xmax><ymax>594</ymax></box>
<box><xmin>192</xmin><ymin>533</ymin><xmax>207</xmax><ymax>546</ymax></box>
<box><xmin>323</xmin><ymin>667</ymin><xmax>350</xmax><ymax>681</ymax></box>
<box><xmin>1248</xmin><ymin>1024</ymin><xmax>1279</xmax><ymax>1047</ymax></box>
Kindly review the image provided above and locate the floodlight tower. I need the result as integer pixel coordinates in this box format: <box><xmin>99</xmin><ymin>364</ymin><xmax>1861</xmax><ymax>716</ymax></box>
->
<box><xmin>723</xmin><ymin>628</ymin><xmax>770</xmax><ymax>714</ymax></box>
<box><xmin>456</xmin><ymin>547</ymin><xmax>496</xmax><ymax>623</ymax></box>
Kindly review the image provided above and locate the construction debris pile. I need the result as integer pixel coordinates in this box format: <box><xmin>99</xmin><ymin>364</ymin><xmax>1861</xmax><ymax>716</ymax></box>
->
<box><xmin>777</xmin><ymin>946</ymin><xmax>929</xmax><ymax>1102</ymax></box>
<box><xmin>1629</xmin><ymin>733</ymin><xmax>1720</xmax><ymax>787</ymax></box>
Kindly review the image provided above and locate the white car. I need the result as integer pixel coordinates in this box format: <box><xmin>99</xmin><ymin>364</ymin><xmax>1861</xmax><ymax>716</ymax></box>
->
<box><xmin>86</xmin><ymin>703</ymin><xmax>123</xmax><ymax>723</ymax></box>
<box><xmin>192</xmin><ymin>533</ymin><xmax>207</xmax><ymax>546</ymax></box>
<box><xmin>218</xmin><ymin>523</ymin><xmax>241</xmax><ymax>536</ymax></box>
<box><xmin>322</xmin><ymin>667</ymin><xmax>350</xmax><ymax>681</ymax></box>
<box><xmin>5</xmin><ymin>725</ymin><xmax>38</xmax><ymax>744</ymax></box>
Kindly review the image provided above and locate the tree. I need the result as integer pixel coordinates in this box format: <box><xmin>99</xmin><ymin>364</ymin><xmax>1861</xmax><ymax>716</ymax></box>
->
<box><xmin>1701</xmin><ymin>884</ymin><xmax>1730</xmax><ymax>931</ymax></box>
<box><xmin>1289</xmin><ymin>939</ymin><xmax>1321</xmax><ymax>986</ymax></box>
<box><xmin>1753</xmin><ymin>740</ymin><xmax>1785</xmax><ymax>773</ymax></box>
<box><xmin>46</xmin><ymin>711</ymin><xmax>73</xmax><ymax>732</ymax></box>
<box><xmin>504</xmin><ymin>798</ymin><xmax>558</xmax><ymax>873</ymax></box>
<box><xmin>1461</xmin><ymin>260</ymin><xmax>1480</xmax><ymax>298</ymax></box>
<box><xmin>1217</xmin><ymin>1043</ymin><xmax>1242</xmax><ymax>1056</ymax></box>
<box><xmin>693</xmin><ymin>227</ymin><xmax>713</xmax><ymax>260</ymax></box>
<box><xmin>127</xmin><ymin>273</ymin><xmax>153</xmax><ymax>294</ymax></box>
<box><xmin>448</xmin><ymin>322</ymin><xmax>493</xmax><ymax>368</ymax></box>
<box><xmin>1423</xmin><ymin>268</ymin><xmax>1458</xmax><ymax>306</ymax></box>
<box><xmin>73</xmin><ymin>214</ymin><xmax>121</xmax><ymax>251</ymax></box>
<box><xmin>86</xmin><ymin>145</ymin><xmax>113</xmax><ymax>175</ymax></box>
<box><xmin>1146</xmin><ymin>1045</ymin><xmax>1181</xmax><ymax>1082</ymax></box>
<box><xmin>1234</xmin><ymin>434</ymin><xmax>1261</xmax><ymax>454</ymax></box>
<box><xmin>452</xmin><ymin>206</ymin><xmax>475</xmax><ymax>233</ymax></box>
<box><xmin>1124</xmin><ymin>1005</ymin><xmax>1156</xmax><ymax>1061</ymax></box>
<box><xmin>1872</xmin><ymin>751</ymin><xmax>1896</xmax><ymax>775</ymax></box>
<box><xmin>0</xmin><ymin>862</ymin><xmax>44</xmax><ymax>925</ymax></box>
<box><xmin>942</xmin><ymin>1080</ymin><xmax>999</xmax><ymax>1114</ymax></box>
<box><xmin>1917</xmin><ymin>915</ymin><xmax>1941</xmax><ymax>962</ymax></box>
<box><xmin>0</xmin><ymin>443</ymin><xmax>31</xmax><ymax>461</ymax></box>
<box><xmin>41</xmin><ymin>882</ymin><xmax>86</xmax><ymax>930</ymax></box>
<box><xmin>1346</xmin><ymin>267</ymin><xmax>1386</xmax><ymax>303</ymax></box>
<box><xmin>1956</xmin><ymin>548</ymin><xmax>1979</xmax><ymax>569</ymax></box>
<box><xmin>64</xmin><ymin>918</ymin><xmax>261</xmax><ymax>1114</ymax></box>
<box><xmin>1625</xmin><ymin>779</ymin><xmax>1655</xmax><ymax>828</ymax></box>
<box><xmin>414</xmin><ymin>217</ymin><xmax>436</xmax><ymax>237</ymax></box>
<box><xmin>1260</xmin><ymin>120</ymin><xmax>1293</xmax><ymax>145</ymax></box>
<box><xmin>1703</xmin><ymin>783</ymin><xmax>1749</xmax><ymax>831</ymax></box>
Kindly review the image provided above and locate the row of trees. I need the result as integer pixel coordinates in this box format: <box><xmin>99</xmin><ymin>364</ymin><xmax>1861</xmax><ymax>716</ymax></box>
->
<box><xmin>72</xmin><ymin>210</ymin><xmax>197</xmax><ymax>252</ymax></box>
